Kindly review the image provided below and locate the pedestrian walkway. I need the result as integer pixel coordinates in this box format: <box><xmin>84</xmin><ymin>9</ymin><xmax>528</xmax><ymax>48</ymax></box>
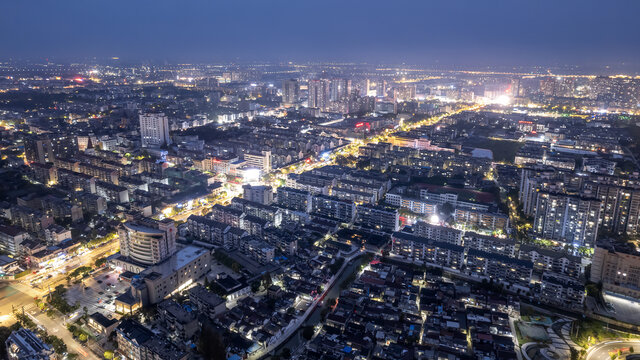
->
<box><xmin>546</xmin><ymin>327</ymin><xmax>571</xmax><ymax>358</ymax></box>
<box><xmin>560</xmin><ymin>322</ymin><xmax>581</xmax><ymax>349</ymax></box>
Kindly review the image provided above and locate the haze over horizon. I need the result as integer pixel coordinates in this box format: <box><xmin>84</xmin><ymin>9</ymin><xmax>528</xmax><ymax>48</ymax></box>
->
<box><xmin>2</xmin><ymin>0</ymin><xmax>640</xmax><ymax>71</ymax></box>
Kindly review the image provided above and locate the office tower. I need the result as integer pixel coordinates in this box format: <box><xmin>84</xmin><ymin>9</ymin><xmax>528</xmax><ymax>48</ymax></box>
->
<box><xmin>308</xmin><ymin>79</ymin><xmax>330</xmax><ymax>110</ymax></box>
<box><xmin>282</xmin><ymin>79</ymin><xmax>300</xmax><ymax>106</ymax></box>
<box><xmin>139</xmin><ymin>113</ymin><xmax>171</xmax><ymax>147</ymax></box>
<box><xmin>118</xmin><ymin>218</ymin><xmax>177</xmax><ymax>265</ymax></box>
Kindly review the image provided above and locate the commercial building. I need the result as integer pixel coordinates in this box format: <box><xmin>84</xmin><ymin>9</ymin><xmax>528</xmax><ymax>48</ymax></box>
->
<box><xmin>118</xmin><ymin>218</ymin><xmax>177</xmax><ymax>266</ymax></box>
<box><xmin>5</xmin><ymin>328</ymin><xmax>54</xmax><ymax>360</ymax></box>
<box><xmin>115</xmin><ymin>245</ymin><xmax>211</xmax><ymax>310</ymax></box>
<box><xmin>243</xmin><ymin>150</ymin><xmax>272</xmax><ymax>172</ymax></box>
<box><xmin>591</xmin><ymin>241</ymin><xmax>640</xmax><ymax>299</ymax></box>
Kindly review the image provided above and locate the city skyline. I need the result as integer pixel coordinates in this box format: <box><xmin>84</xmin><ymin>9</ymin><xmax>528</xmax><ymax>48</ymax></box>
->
<box><xmin>1</xmin><ymin>0</ymin><xmax>640</xmax><ymax>70</ymax></box>
<box><xmin>3</xmin><ymin>2</ymin><xmax>640</xmax><ymax>360</ymax></box>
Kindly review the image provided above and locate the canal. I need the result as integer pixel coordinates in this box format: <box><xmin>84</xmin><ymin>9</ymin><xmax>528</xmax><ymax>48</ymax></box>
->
<box><xmin>269</xmin><ymin>253</ymin><xmax>371</xmax><ymax>357</ymax></box>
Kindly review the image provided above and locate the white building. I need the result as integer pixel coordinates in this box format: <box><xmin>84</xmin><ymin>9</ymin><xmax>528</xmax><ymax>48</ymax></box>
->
<box><xmin>118</xmin><ymin>218</ymin><xmax>177</xmax><ymax>266</ymax></box>
<box><xmin>139</xmin><ymin>113</ymin><xmax>171</xmax><ymax>147</ymax></box>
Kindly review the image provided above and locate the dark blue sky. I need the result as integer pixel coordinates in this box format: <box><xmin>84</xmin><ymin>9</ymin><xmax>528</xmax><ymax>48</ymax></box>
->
<box><xmin>1</xmin><ymin>0</ymin><xmax>639</xmax><ymax>68</ymax></box>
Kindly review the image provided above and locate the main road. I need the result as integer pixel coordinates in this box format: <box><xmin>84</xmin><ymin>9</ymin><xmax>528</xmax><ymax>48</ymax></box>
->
<box><xmin>586</xmin><ymin>340</ymin><xmax>640</xmax><ymax>360</ymax></box>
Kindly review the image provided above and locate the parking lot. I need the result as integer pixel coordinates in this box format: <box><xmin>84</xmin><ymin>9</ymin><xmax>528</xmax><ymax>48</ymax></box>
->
<box><xmin>65</xmin><ymin>269</ymin><xmax>130</xmax><ymax>319</ymax></box>
<box><xmin>603</xmin><ymin>293</ymin><xmax>640</xmax><ymax>325</ymax></box>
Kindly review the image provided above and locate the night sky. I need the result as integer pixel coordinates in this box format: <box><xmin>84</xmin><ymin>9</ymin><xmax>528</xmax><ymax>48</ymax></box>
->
<box><xmin>1</xmin><ymin>0</ymin><xmax>639</xmax><ymax>68</ymax></box>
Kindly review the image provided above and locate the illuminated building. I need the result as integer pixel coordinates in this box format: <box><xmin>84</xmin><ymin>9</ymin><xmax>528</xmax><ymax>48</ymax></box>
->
<box><xmin>243</xmin><ymin>150</ymin><xmax>272</xmax><ymax>172</ymax></box>
<box><xmin>242</xmin><ymin>184</ymin><xmax>273</xmax><ymax>205</ymax></box>
<box><xmin>139</xmin><ymin>112</ymin><xmax>171</xmax><ymax>147</ymax></box>
<box><xmin>118</xmin><ymin>218</ymin><xmax>177</xmax><ymax>266</ymax></box>
<box><xmin>5</xmin><ymin>328</ymin><xmax>54</xmax><ymax>360</ymax></box>
<box><xmin>532</xmin><ymin>191</ymin><xmax>601</xmax><ymax>248</ymax></box>
<box><xmin>591</xmin><ymin>241</ymin><xmax>640</xmax><ymax>299</ymax></box>
<box><xmin>282</xmin><ymin>79</ymin><xmax>300</xmax><ymax>106</ymax></box>
<box><xmin>308</xmin><ymin>79</ymin><xmax>330</xmax><ymax>110</ymax></box>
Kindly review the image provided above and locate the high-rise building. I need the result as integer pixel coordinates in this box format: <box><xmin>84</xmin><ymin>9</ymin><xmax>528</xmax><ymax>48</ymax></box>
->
<box><xmin>139</xmin><ymin>113</ymin><xmax>171</xmax><ymax>147</ymax></box>
<box><xmin>329</xmin><ymin>78</ymin><xmax>351</xmax><ymax>102</ymax></box>
<box><xmin>118</xmin><ymin>218</ymin><xmax>177</xmax><ymax>265</ymax></box>
<box><xmin>533</xmin><ymin>191</ymin><xmax>601</xmax><ymax>248</ymax></box>
<box><xmin>308</xmin><ymin>79</ymin><xmax>330</xmax><ymax>110</ymax></box>
<box><xmin>23</xmin><ymin>136</ymin><xmax>54</xmax><ymax>164</ymax></box>
<box><xmin>282</xmin><ymin>79</ymin><xmax>300</xmax><ymax>106</ymax></box>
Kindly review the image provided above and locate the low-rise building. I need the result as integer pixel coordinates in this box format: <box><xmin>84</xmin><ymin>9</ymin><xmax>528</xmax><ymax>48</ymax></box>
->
<box><xmin>188</xmin><ymin>285</ymin><xmax>227</xmax><ymax>319</ymax></box>
<box><xmin>391</xmin><ymin>231</ymin><xmax>465</xmax><ymax>270</ymax></box>
<box><xmin>5</xmin><ymin>328</ymin><xmax>54</xmax><ymax>360</ymax></box>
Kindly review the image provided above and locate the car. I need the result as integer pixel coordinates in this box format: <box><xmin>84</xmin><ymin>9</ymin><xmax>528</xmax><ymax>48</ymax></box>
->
<box><xmin>97</xmin><ymin>280</ymin><xmax>103</xmax><ymax>284</ymax></box>
<box><xmin>84</xmin><ymin>287</ymin><xmax>90</xmax><ymax>291</ymax></box>
<box><xmin>110</xmin><ymin>284</ymin><xmax>116</xmax><ymax>288</ymax></box>
<box><xmin>106</xmin><ymin>283</ymin><xmax>111</xmax><ymax>287</ymax></box>
<box><xmin>98</xmin><ymin>291</ymin><xmax>104</xmax><ymax>295</ymax></box>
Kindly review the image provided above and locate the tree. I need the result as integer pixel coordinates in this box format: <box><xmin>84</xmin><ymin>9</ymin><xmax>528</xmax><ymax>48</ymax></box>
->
<box><xmin>78</xmin><ymin>333</ymin><xmax>88</xmax><ymax>342</ymax></box>
<box><xmin>630</xmin><ymin>346</ymin><xmax>635</xmax><ymax>353</ymax></box>
<box><xmin>440</xmin><ymin>202</ymin><xmax>455</xmax><ymax>216</ymax></box>
<box><xmin>197</xmin><ymin>325</ymin><xmax>226</xmax><ymax>360</ymax></box>
<box><xmin>45</xmin><ymin>335</ymin><xmax>67</xmax><ymax>354</ymax></box>
<box><xmin>302</xmin><ymin>326</ymin><xmax>315</xmax><ymax>340</ymax></box>
<box><xmin>251</xmin><ymin>281</ymin><xmax>261</xmax><ymax>293</ymax></box>
<box><xmin>94</xmin><ymin>257</ymin><xmax>107</xmax><ymax>268</ymax></box>
<box><xmin>104</xmin><ymin>350</ymin><xmax>114</xmax><ymax>359</ymax></box>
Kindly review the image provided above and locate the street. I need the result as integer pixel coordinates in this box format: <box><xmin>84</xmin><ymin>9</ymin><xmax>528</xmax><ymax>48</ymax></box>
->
<box><xmin>587</xmin><ymin>340</ymin><xmax>640</xmax><ymax>360</ymax></box>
